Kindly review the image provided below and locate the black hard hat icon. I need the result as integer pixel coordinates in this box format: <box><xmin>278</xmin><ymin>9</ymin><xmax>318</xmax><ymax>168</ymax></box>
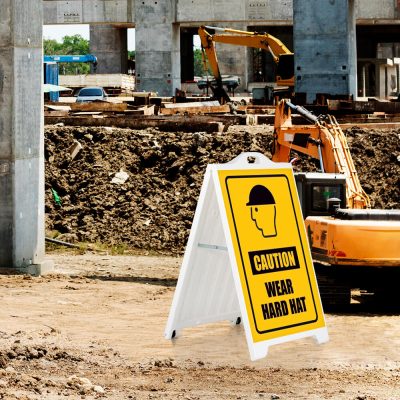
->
<box><xmin>246</xmin><ymin>185</ymin><xmax>275</xmax><ymax>206</ymax></box>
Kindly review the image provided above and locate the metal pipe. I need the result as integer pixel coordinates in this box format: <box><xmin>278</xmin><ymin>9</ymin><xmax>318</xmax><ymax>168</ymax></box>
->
<box><xmin>317</xmin><ymin>143</ymin><xmax>325</xmax><ymax>173</ymax></box>
<box><xmin>45</xmin><ymin>237</ymin><xmax>80</xmax><ymax>249</ymax></box>
<box><xmin>204</xmin><ymin>26</ymin><xmax>255</xmax><ymax>36</ymax></box>
<box><xmin>204</xmin><ymin>26</ymin><xmax>226</xmax><ymax>33</ymax></box>
<box><xmin>285</xmin><ymin>101</ymin><xmax>319</xmax><ymax>123</ymax></box>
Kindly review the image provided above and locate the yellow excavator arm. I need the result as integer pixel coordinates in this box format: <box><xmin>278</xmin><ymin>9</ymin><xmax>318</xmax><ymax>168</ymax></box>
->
<box><xmin>198</xmin><ymin>26</ymin><xmax>294</xmax><ymax>102</ymax></box>
<box><xmin>272</xmin><ymin>100</ymin><xmax>371</xmax><ymax>209</ymax></box>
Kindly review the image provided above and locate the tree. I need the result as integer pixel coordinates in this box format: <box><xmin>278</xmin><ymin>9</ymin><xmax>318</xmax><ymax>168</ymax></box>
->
<box><xmin>43</xmin><ymin>35</ymin><xmax>91</xmax><ymax>75</ymax></box>
<box><xmin>193</xmin><ymin>48</ymin><xmax>211</xmax><ymax>77</ymax></box>
<box><xmin>61</xmin><ymin>35</ymin><xmax>89</xmax><ymax>54</ymax></box>
<box><xmin>43</xmin><ymin>39</ymin><xmax>63</xmax><ymax>55</ymax></box>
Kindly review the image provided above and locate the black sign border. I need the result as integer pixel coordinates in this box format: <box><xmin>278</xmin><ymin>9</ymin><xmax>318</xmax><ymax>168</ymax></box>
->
<box><xmin>225</xmin><ymin>174</ymin><xmax>319</xmax><ymax>335</ymax></box>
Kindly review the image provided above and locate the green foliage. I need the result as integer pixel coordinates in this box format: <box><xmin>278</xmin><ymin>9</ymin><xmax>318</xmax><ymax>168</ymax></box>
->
<box><xmin>128</xmin><ymin>50</ymin><xmax>135</xmax><ymax>59</ymax></box>
<box><xmin>193</xmin><ymin>48</ymin><xmax>211</xmax><ymax>77</ymax></box>
<box><xmin>43</xmin><ymin>34</ymin><xmax>91</xmax><ymax>75</ymax></box>
<box><xmin>43</xmin><ymin>39</ymin><xmax>63</xmax><ymax>55</ymax></box>
<box><xmin>61</xmin><ymin>35</ymin><xmax>90</xmax><ymax>54</ymax></box>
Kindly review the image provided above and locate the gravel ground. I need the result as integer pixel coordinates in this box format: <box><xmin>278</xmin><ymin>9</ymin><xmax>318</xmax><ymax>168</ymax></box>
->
<box><xmin>0</xmin><ymin>252</ymin><xmax>399</xmax><ymax>399</ymax></box>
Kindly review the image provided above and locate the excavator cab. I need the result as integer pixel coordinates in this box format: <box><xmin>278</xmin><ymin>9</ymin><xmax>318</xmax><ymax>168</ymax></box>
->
<box><xmin>294</xmin><ymin>172</ymin><xmax>346</xmax><ymax>218</ymax></box>
<box><xmin>276</xmin><ymin>53</ymin><xmax>295</xmax><ymax>84</ymax></box>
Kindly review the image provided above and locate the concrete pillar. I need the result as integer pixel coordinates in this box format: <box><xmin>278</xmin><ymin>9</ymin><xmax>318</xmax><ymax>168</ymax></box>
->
<box><xmin>90</xmin><ymin>25</ymin><xmax>128</xmax><ymax>74</ymax></box>
<box><xmin>377</xmin><ymin>63</ymin><xmax>386</xmax><ymax>98</ymax></box>
<box><xmin>135</xmin><ymin>0</ymin><xmax>180</xmax><ymax>96</ymax></box>
<box><xmin>396</xmin><ymin>61</ymin><xmax>400</xmax><ymax>96</ymax></box>
<box><xmin>361</xmin><ymin>64</ymin><xmax>367</xmax><ymax>97</ymax></box>
<box><xmin>0</xmin><ymin>0</ymin><xmax>52</xmax><ymax>274</ymax></box>
<box><xmin>214</xmin><ymin>23</ymin><xmax>248</xmax><ymax>93</ymax></box>
<box><xmin>293</xmin><ymin>0</ymin><xmax>357</xmax><ymax>103</ymax></box>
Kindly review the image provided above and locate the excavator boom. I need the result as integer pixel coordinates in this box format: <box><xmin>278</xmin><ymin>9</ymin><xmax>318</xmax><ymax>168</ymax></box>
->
<box><xmin>272</xmin><ymin>100</ymin><xmax>370</xmax><ymax>209</ymax></box>
<box><xmin>201</xmin><ymin>26</ymin><xmax>292</xmax><ymax>63</ymax></box>
<box><xmin>198</xmin><ymin>26</ymin><xmax>294</xmax><ymax>102</ymax></box>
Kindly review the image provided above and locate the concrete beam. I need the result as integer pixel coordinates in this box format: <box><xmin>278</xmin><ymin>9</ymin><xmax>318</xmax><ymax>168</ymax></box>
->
<box><xmin>43</xmin><ymin>0</ymin><xmax>399</xmax><ymax>25</ymax></box>
<box><xmin>355</xmin><ymin>0</ymin><xmax>399</xmax><ymax>20</ymax></box>
<box><xmin>43</xmin><ymin>0</ymin><xmax>135</xmax><ymax>25</ymax></box>
<box><xmin>0</xmin><ymin>0</ymin><xmax>52</xmax><ymax>274</ymax></box>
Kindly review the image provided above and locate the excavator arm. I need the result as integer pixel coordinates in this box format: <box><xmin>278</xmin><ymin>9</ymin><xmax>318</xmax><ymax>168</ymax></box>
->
<box><xmin>198</xmin><ymin>26</ymin><xmax>231</xmax><ymax>103</ymax></box>
<box><xmin>199</xmin><ymin>26</ymin><xmax>292</xmax><ymax>63</ymax></box>
<box><xmin>272</xmin><ymin>100</ymin><xmax>371</xmax><ymax>209</ymax></box>
<box><xmin>198</xmin><ymin>26</ymin><xmax>294</xmax><ymax>102</ymax></box>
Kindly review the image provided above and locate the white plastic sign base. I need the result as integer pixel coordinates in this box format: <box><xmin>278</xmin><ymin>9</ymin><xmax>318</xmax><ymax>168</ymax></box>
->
<box><xmin>165</xmin><ymin>152</ymin><xmax>328</xmax><ymax>361</ymax></box>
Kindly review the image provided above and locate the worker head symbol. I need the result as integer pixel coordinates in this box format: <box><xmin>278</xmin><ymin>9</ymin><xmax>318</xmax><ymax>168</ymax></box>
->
<box><xmin>246</xmin><ymin>185</ymin><xmax>277</xmax><ymax>238</ymax></box>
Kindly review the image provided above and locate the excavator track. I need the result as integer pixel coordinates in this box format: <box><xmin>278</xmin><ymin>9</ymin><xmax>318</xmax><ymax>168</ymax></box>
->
<box><xmin>314</xmin><ymin>262</ymin><xmax>400</xmax><ymax>309</ymax></box>
<box><xmin>314</xmin><ymin>263</ymin><xmax>351</xmax><ymax>309</ymax></box>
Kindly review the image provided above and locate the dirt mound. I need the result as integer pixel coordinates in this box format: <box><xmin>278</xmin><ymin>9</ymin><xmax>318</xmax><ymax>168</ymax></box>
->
<box><xmin>44</xmin><ymin>125</ymin><xmax>400</xmax><ymax>254</ymax></box>
<box><xmin>345</xmin><ymin>127</ymin><xmax>400</xmax><ymax>208</ymax></box>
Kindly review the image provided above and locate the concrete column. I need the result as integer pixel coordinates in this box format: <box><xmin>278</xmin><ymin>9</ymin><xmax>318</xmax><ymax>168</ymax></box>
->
<box><xmin>361</xmin><ymin>64</ymin><xmax>367</xmax><ymax>97</ymax></box>
<box><xmin>214</xmin><ymin>23</ymin><xmax>248</xmax><ymax>93</ymax></box>
<box><xmin>0</xmin><ymin>0</ymin><xmax>52</xmax><ymax>274</ymax></box>
<box><xmin>90</xmin><ymin>25</ymin><xmax>128</xmax><ymax>74</ymax></box>
<box><xmin>293</xmin><ymin>0</ymin><xmax>357</xmax><ymax>103</ymax></box>
<box><xmin>377</xmin><ymin>64</ymin><xmax>385</xmax><ymax>98</ymax></box>
<box><xmin>135</xmin><ymin>0</ymin><xmax>180</xmax><ymax>96</ymax></box>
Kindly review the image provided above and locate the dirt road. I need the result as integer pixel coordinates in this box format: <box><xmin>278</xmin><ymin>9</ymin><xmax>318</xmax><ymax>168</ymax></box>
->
<box><xmin>0</xmin><ymin>252</ymin><xmax>399</xmax><ymax>399</ymax></box>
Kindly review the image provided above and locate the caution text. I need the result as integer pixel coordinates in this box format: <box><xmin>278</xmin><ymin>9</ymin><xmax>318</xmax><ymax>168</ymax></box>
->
<box><xmin>249</xmin><ymin>246</ymin><xmax>300</xmax><ymax>275</ymax></box>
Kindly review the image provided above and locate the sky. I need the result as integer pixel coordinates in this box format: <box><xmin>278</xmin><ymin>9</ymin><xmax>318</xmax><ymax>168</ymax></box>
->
<box><xmin>43</xmin><ymin>25</ymin><xmax>136</xmax><ymax>50</ymax></box>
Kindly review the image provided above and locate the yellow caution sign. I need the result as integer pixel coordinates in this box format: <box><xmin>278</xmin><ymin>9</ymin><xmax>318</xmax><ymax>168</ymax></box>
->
<box><xmin>165</xmin><ymin>153</ymin><xmax>328</xmax><ymax>361</ymax></box>
<box><xmin>218</xmin><ymin>168</ymin><xmax>326</xmax><ymax>343</ymax></box>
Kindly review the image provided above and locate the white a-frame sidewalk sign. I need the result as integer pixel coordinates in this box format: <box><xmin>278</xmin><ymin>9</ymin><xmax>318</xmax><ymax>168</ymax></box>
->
<box><xmin>165</xmin><ymin>153</ymin><xmax>328</xmax><ymax>361</ymax></box>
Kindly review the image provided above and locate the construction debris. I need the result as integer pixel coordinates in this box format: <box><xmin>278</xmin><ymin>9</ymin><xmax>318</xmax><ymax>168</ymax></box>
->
<box><xmin>160</xmin><ymin>102</ymin><xmax>230</xmax><ymax>115</ymax></box>
<box><xmin>44</xmin><ymin>124</ymin><xmax>399</xmax><ymax>254</ymax></box>
<box><xmin>44</xmin><ymin>115</ymin><xmax>228</xmax><ymax>133</ymax></box>
<box><xmin>45</xmin><ymin>95</ymin><xmax>400</xmax><ymax>131</ymax></box>
<box><xmin>70</xmin><ymin>102</ymin><xmax>128</xmax><ymax>113</ymax></box>
<box><xmin>68</xmin><ymin>140</ymin><xmax>83</xmax><ymax>160</ymax></box>
<box><xmin>111</xmin><ymin>170</ymin><xmax>129</xmax><ymax>185</ymax></box>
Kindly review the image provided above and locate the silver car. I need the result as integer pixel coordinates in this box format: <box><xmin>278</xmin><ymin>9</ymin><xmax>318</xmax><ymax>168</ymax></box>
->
<box><xmin>76</xmin><ymin>86</ymin><xmax>108</xmax><ymax>103</ymax></box>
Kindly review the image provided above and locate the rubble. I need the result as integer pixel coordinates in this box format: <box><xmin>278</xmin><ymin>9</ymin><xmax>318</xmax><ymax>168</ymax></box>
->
<box><xmin>44</xmin><ymin>125</ymin><xmax>400</xmax><ymax>254</ymax></box>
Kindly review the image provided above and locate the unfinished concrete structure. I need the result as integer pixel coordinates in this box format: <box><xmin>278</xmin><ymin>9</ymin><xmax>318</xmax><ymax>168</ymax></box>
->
<box><xmin>43</xmin><ymin>0</ymin><xmax>400</xmax><ymax>98</ymax></box>
<box><xmin>0</xmin><ymin>0</ymin><xmax>52</xmax><ymax>274</ymax></box>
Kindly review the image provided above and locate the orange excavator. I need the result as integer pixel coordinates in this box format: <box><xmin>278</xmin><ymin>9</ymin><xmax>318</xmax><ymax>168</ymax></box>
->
<box><xmin>272</xmin><ymin>99</ymin><xmax>400</xmax><ymax>305</ymax></box>
<box><xmin>198</xmin><ymin>25</ymin><xmax>294</xmax><ymax>103</ymax></box>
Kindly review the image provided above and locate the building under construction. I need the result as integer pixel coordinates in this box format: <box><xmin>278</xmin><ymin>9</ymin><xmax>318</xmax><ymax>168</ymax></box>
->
<box><xmin>43</xmin><ymin>0</ymin><xmax>400</xmax><ymax>100</ymax></box>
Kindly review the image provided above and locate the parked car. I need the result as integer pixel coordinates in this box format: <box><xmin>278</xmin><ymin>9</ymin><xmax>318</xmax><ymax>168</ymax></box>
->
<box><xmin>76</xmin><ymin>86</ymin><xmax>108</xmax><ymax>103</ymax></box>
<box><xmin>197</xmin><ymin>75</ymin><xmax>240</xmax><ymax>91</ymax></box>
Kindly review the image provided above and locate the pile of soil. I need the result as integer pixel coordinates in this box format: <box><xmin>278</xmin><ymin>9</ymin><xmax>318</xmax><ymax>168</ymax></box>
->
<box><xmin>44</xmin><ymin>124</ymin><xmax>400</xmax><ymax>254</ymax></box>
<box><xmin>346</xmin><ymin>127</ymin><xmax>400</xmax><ymax>209</ymax></box>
